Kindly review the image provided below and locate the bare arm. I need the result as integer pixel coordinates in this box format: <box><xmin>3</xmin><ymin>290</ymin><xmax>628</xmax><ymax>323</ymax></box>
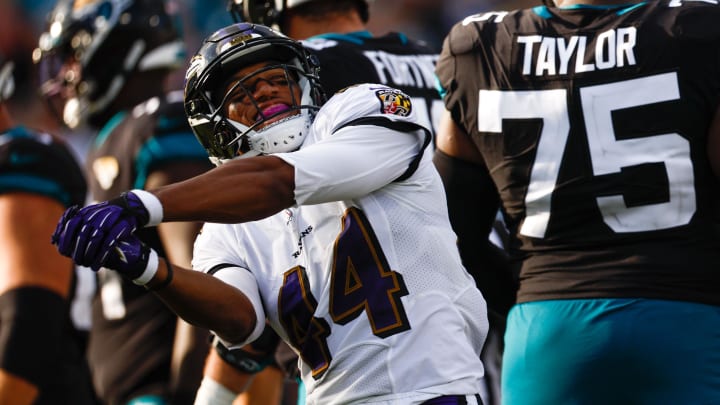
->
<box><xmin>0</xmin><ymin>193</ymin><xmax>74</xmax><ymax>404</ymax></box>
<box><xmin>0</xmin><ymin>193</ymin><xmax>73</xmax><ymax>296</ymax></box>
<box><xmin>204</xmin><ymin>349</ymin><xmax>256</xmax><ymax>394</ymax></box>
<box><xmin>147</xmin><ymin>159</ymin><xmax>255</xmax><ymax>342</ymax></box>
<box><xmin>233</xmin><ymin>366</ymin><xmax>284</xmax><ymax>405</ymax></box>
<box><xmin>146</xmin><ymin>260</ymin><xmax>257</xmax><ymax>344</ymax></box>
<box><xmin>435</xmin><ymin>109</ymin><xmax>485</xmax><ymax>164</ymax></box>
<box><xmin>195</xmin><ymin>348</ymin><xmax>285</xmax><ymax>405</ymax></box>
<box><xmin>434</xmin><ymin>109</ymin><xmax>499</xmax><ymax>235</ymax></box>
<box><xmin>433</xmin><ymin>110</ymin><xmax>516</xmax><ymax>318</ymax></box>
<box><xmin>154</xmin><ymin>155</ymin><xmax>295</xmax><ymax>224</ymax></box>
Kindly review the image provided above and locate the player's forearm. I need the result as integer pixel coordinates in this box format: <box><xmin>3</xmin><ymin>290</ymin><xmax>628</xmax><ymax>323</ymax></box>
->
<box><xmin>153</xmin><ymin>156</ymin><xmax>295</xmax><ymax>224</ymax></box>
<box><xmin>150</xmin><ymin>261</ymin><xmax>257</xmax><ymax>344</ymax></box>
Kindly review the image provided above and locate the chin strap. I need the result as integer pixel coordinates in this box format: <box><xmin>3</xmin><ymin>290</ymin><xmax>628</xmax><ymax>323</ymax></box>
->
<box><xmin>214</xmin><ymin>149</ymin><xmax>264</xmax><ymax>166</ymax></box>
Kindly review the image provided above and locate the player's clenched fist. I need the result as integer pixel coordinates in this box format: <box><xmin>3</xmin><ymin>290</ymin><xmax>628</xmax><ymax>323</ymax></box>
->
<box><xmin>51</xmin><ymin>190</ymin><xmax>163</xmax><ymax>284</ymax></box>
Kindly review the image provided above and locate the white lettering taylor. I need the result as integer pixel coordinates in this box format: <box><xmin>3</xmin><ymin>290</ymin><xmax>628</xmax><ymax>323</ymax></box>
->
<box><xmin>518</xmin><ymin>27</ymin><xmax>637</xmax><ymax>76</ymax></box>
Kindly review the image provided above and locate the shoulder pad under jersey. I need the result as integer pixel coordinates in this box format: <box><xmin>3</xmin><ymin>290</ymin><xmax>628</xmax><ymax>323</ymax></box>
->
<box><xmin>315</xmin><ymin>83</ymin><xmax>426</xmax><ymax>134</ymax></box>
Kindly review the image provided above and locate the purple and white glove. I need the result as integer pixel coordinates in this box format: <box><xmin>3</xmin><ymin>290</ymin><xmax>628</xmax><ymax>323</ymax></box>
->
<box><xmin>51</xmin><ymin>189</ymin><xmax>163</xmax><ymax>274</ymax></box>
<box><xmin>104</xmin><ymin>235</ymin><xmax>160</xmax><ymax>284</ymax></box>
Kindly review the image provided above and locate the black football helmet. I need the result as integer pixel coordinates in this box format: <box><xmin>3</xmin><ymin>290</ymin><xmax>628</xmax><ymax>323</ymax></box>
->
<box><xmin>184</xmin><ymin>23</ymin><xmax>325</xmax><ymax>165</ymax></box>
<box><xmin>33</xmin><ymin>0</ymin><xmax>185</xmax><ymax>128</ymax></box>
<box><xmin>227</xmin><ymin>0</ymin><xmax>370</xmax><ymax>28</ymax></box>
<box><xmin>0</xmin><ymin>53</ymin><xmax>14</xmax><ymax>103</ymax></box>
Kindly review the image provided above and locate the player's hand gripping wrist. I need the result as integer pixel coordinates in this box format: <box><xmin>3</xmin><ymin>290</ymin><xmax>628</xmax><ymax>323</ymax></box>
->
<box><xmin>52</xmin><ymin>190</ymin><xmax>163</xmax><ymax>270</ymax></box>
<box><xmin>112</xmin><ymin>238</ymin><xmax>159</xmax><ymax>283</ymax></box>
<box><xmin>99</xmin><ymin>234</ymin><xmax>159</xmax><ymax>283</ymax></box>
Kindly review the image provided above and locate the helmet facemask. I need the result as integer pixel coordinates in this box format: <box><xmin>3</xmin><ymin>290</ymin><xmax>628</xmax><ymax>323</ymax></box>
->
<box><xmin>190</xmin><ymin>62</ymin><xmax>317</xmax><ymax>166</ymax></box>
<box><xmin>184</xmin><ymin>23</ymin><xmax>325</xmax><ymax>166</ymax></box>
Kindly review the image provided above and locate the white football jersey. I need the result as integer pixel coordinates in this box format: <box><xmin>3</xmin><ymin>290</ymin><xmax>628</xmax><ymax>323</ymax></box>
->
<box><xmin>193</xmin><ymin>84</ymin><xmax>488</xmax><ymax>404</ymax></box>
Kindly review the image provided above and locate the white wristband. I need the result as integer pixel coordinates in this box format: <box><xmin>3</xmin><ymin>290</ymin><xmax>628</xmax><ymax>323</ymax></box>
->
<box><xmin>132</xmin><ymin>249</ymin><xmax>159</xmax><ymax>286</ymax></box>
<box><xmin>193</xmin><ymin>377</ymin><xmax>238</xmax><ymax>405</ymax></box>
<box><xmin>131</xmin><ymin>189</ymin><xmax>164</xmax><ymax>227</ymax></box>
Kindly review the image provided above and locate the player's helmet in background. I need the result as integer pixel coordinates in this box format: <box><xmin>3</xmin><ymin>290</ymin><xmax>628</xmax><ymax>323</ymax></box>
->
<box><xmin>33</xmin><ymin>0</ymin><xmax>185</xmax><ymax>128</ymax></box>
<box><xmin>184</xmin><ymin>23</ymin><xmax>325</xmax><ymax>165</ymax></box>
<box><xmin>227</xmin><ymin>0</ymin><xmax>370</xmax><ymax>27</ymax></box>
<box><xmin>0</xmin><ymin>53</ymin><xmax>15</xmax><ymax>103</ymax></box>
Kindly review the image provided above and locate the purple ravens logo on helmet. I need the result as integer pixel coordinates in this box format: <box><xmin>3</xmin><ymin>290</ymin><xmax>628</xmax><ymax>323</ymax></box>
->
<box><xmin>375</xmin><ymin>89</ymin><xmax>412</xmax><ymax>117</ymax></box>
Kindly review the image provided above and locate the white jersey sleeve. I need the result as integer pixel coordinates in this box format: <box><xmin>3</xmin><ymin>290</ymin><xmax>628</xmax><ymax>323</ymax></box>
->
<box><xmin>274</xmin><ymin>83</ymin><xmax>432</xmax><ymax>205</ymax></box>
<box><xmin>192</xmin><ymin>223</ymin><xmax>265</xmax><ymax>348</ymax></box>
<box><xmin>192</xmin><ymin>222</ymin><xmax>249</xmax><ymax>272</ymax></box>
<box><xmin>212</xmin><ymin>266</ymin><xmax>266</xmax><ymax>348</ymax></box>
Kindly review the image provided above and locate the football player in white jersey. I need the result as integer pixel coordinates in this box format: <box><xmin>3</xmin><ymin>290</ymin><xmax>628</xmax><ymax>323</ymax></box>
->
<box><xmin>52</xmin><ymin>23</ymin><xmax>488</xmax><ymax>405</ymax></box>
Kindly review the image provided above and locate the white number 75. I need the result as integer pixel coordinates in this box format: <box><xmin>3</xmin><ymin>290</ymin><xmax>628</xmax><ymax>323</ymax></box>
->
<box><xmin>478</xmin><ymin>72</ymin><xmax>695</xmax><ymax>238</ymax></box>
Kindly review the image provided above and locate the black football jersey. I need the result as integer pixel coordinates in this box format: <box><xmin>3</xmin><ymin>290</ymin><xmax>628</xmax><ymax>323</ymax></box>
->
<box><xmin>303</xmin><ymin>31</ymin><xmax>443</xmax><ymax>134</ymax></box>
<box><xmin>436</xmin><ymin>1</ymin><xmax>720</xmax><ymax>305</ymax></box>
<box><xmin>84</xmin><ymin>91</ymin><xmax>211</xmax><ymax>403</ymax></box>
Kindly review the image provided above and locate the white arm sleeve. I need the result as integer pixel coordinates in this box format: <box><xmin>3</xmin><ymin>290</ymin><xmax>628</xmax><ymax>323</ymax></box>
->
<box><xmin>212</xmin><ymin>266</ymin><xmax>266</xmax><ymax>349</ymax></box>
<box><xmin>193</xmin><ymin>377</ymin><xmax>237</xmax><ymax>405</ymax></box>
<box><xmin>275</xmin><ymin>124</ymin><xmax>425</xmax><ymax>205</ymax></box>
